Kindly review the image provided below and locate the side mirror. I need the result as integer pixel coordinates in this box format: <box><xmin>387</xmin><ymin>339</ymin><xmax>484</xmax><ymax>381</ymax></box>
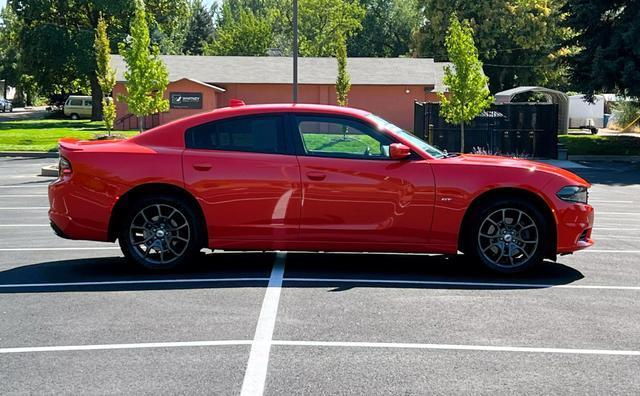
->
<box><xmin>389</xmin><ymin>143</ymin><xmax>411</xmax><ymax>160</ymax></box>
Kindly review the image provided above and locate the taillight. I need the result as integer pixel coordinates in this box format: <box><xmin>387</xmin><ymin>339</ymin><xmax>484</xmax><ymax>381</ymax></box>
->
<box><xmin>59</xmin><ymin>156</ymin><xmax>72</xmax><ymax>178</ymax></box>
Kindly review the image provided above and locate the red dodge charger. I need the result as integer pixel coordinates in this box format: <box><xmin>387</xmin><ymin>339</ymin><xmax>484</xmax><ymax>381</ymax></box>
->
<box><xmin>48</xmin><ymin>103</ymin><xmax>594</xmax><ymax>273</ymax></box>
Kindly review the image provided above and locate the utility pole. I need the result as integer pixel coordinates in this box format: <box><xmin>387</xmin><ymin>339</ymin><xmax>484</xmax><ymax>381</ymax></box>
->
<box><xmin>292</xmin><ymin>0</ymin><xmax>298</xmax><ymax>103</ymax></box>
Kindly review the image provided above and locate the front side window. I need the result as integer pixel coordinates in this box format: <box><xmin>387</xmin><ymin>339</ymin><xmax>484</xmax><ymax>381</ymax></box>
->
<box><xmin>68</xmin><ymin>99</ymin><xmax>82</xmax><ymax>106</ymax></box>
<box><xmin>186</xmin><ymin>115</ymin><xmax>286</xmax><ymax>154</ymax></box>
<box><xmin>295</xmin><ymin>115</ymin><xmax>393</xmax><ymax>160</ymax></box>
<box><xmin>367</xmin><ymin>114</ymin><xmax>446</xmax><ymax>159</ymax></box>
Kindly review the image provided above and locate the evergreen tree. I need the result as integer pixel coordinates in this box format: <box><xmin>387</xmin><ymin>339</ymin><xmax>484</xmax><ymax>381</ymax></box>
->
<box><xmin>183</xmin><ymin>0</ymin><xmax>215</xmax><ymax>55</ymax></box>
<box><xmin>563</xmin><ymin>0</ymin><xmax>640</xmax><ymax>97</ymax></box>
<box><xmin>94</xmin><ymin>16</ymin><xmax>116</xmax><ymax>135</ymax></box>
<box><xmin>335</xmin><ymin>34</ymin><xmax>350</xmax><ymax>106</ymax></box>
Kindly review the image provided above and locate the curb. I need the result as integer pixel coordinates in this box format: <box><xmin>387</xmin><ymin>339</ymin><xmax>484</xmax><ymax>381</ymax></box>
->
<box><xmin>0</xmin><ymin>151</ymin><xmax>58</xmax><ymax>158</ymax></box>
<box><xmin>569</xmin><ymin>155</ymin><xmax>640</xmax><ymax>162</ymax></box>
<box><xmin>41</xmin><ymin>165</ymin><xmax>58</xmax><ymax>177</ymax></box>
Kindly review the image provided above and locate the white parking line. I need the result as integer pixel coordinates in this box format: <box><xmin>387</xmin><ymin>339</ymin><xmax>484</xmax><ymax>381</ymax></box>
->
<box><xmin>0</xmin><ymin>194</ymin><xmax>48</xmax><ymax>197</ymax></box>
<box><xmin>593</xmin><ymin>227</ymin><xmax>640</xmax><ymax>231</ymax></box>
<box><xmin>581</xmin><ymin>249</ymin><xmax>640</xmax><ymax>254</ymax></box>
<box><xmin>0</xmin><ymin>185</ymin><xmax>49</xmax><ymax>188</ymax></box>
<box><xmin>0</xmin><ymin>340</ymin><xmax>251</xmax><ymax>354</ymax></box>
<box><xmin>0</xmin><ymin>207</ymin><xmax>48</xmax><ymax>210</ymax></box>
<box><xmin>1</xmin><ymin>338</ymin><xmax>638</xmax><ymax>357</ymax></box>
<box><xmin>272</xmin><ymin>340</ymin><xmax>640</xmax><ymax>357</ymax></box>
<box><xmin>0</xmin><ymin>224</ymin><xmax>49</xmax><ymax>227</ymax></box>
<box><xmin>241</xmin><ymin>252</ymin><xmax>286</xmax><ymax>396</ymax></box>
<box><xmin>283</xmin><ymin>277</ymin><xmax>640</xmax><ymax>291</ymax></box>
<box><xmin>0</xmin><ymin>247</ymin><xmax>119</xmax><ymax>251</ymax></box>
<box><xmin>0</xmin><ymin>277</ymin><xmax>270</xmax><ymax>289</ymax></box>
<box><xmin>596</xmin><ymin>212</ymin><xmax>640</xmax><ymax>215</ymax></box>
<box><xmin>589</xmin><ymin>200</ymin><xmax>634</xmax><ymax>204</ymax></box>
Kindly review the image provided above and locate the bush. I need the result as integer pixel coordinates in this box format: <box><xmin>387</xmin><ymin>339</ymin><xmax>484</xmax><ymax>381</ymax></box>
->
<box><xmin>612</xmin><ymin>101</ymin><xmax>640</xmax><ymax>130</ymax></box>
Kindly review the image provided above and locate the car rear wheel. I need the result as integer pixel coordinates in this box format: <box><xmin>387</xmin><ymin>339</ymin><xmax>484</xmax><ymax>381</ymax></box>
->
<box><xmin>118</xmin><ymin>196</ymin><xmax>203</xmax><ymax>270</ymax></box>
<box><xmin>468</xmin><ymin>198</ymin><xmax>549</xmax><ymax>274</ymax></box>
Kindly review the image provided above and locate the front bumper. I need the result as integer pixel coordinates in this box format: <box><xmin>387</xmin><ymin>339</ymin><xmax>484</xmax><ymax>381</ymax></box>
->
<box><xmin>556</xmin><ymin>202</ymin><xmax>594</xmax><ymax>254</ymax></box>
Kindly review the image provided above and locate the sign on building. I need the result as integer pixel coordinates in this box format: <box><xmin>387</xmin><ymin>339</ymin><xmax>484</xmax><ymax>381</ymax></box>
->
<box><xmin>170</xmin><ymin>92</ymin><xmax>203</xmax><ymax>109</ymax></box>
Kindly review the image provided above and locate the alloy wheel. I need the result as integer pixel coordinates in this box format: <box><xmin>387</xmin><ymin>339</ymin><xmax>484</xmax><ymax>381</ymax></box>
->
<box><xmin>477</xmin><ymin>208</ymin><xmax>539</xmax><ymax>268</ymax></box>
<box><xmin>129</xmin><ymin>204</ymin><xmax>191</xmax><ymax>265</ymax></box>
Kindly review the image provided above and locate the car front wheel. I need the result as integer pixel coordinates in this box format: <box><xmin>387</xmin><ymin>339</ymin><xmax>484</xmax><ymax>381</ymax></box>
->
<box><xmin>119</xmin><ymin>196</ymin><xmax>203</xmax><ymax>270</ymax></box>
<box><xmin>468</xmin><ymin>198</ymin><xmax>549</xmax><ymax>274</ymax></box>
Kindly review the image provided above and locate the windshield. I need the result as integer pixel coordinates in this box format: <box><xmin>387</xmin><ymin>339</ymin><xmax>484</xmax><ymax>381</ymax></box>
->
<box><xmin>367</xmin><ymin>114</ymin><xmax>446</xmax><ymax>159</ymax></box>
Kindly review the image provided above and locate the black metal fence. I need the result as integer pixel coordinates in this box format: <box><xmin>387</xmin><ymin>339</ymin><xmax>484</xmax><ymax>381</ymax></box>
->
<box><xmin>414</xmin><ymin>102</ymin><xmax>559</xmax><ymax>159</ymax></box>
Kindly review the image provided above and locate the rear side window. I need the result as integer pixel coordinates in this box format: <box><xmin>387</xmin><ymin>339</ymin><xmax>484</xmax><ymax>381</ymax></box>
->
<box><xmin>68</xmin><ymin>99</ymin><xmax>82</xmax><ymax>106</ymax></box>
<box><xmin>83</xmin><ymin>100</ymin><xmax>92</xmax><ymax>107</ymax></box>
<box><xmin>186</xmin><ymin>115</ymin><xmax>286</xmax><ymax>154</ymax></box>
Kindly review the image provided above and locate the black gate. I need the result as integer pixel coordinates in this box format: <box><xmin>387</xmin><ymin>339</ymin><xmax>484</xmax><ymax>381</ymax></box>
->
<box><xmin>413</xmin><ymin>102</ymin><xmax>559</xmax><ymax>159</ymax></box>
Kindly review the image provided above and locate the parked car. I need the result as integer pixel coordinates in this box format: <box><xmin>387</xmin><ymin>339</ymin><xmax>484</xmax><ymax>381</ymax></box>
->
<box><xmin>49</xmin><ymin>103</ymin><xmax>594</xmax><ymax>274</ymax></box>
<box><xmin>63</xmin><ymin>95</ymin><xmax>92</xmax><ymax>119</ymax></box>
<box><xmin>0</xmin><ymin>98</ymin><xmax>12</xmax><ymax>112</ymax></box>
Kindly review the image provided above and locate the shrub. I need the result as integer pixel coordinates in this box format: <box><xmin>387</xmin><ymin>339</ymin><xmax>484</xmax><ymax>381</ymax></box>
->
<box><xmin>611</xmin><ymin>101</ymin><xmax>640</xmax><ymax>130</ymax></box>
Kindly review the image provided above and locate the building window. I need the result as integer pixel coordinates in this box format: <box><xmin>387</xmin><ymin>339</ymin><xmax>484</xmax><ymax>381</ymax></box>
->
<box><xmin>186</xmin><ymin>115</ymin><xmax>286</xmax><ymax>154</ymax></box>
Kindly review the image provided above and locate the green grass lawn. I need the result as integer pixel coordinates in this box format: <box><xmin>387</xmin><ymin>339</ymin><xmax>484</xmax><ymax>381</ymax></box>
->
<box><xmin>559</xmin><ymin>134</ymin><xmax>640</xmax><ymax>156</ymax></box>
<box><xmin>0</xmin><ymin>118</ymin><xmax>137</xmax><ymax>152</ymax></box>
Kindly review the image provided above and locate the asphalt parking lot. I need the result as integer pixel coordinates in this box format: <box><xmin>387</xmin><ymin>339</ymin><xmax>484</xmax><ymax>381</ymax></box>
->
<box><xmin>0</xmin><ymin>156</ymin><xmax>639</xmax><ymax>394</ymax></box>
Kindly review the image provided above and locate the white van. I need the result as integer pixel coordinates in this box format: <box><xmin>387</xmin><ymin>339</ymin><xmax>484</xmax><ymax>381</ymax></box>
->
<box><xmin>64</xmin><ymin>95</ymin><xmax>92</xmax><ymax>119</ymax></box>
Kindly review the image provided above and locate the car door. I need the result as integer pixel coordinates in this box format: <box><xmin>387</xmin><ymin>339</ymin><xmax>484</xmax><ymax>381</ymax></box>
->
<box><xmin>182</xmin><ymin>113</ymin><xmax>302</xmax><ymax>244</ymax></box>
<box><xmin>292</xmin><ymin>114</ymin><xmax>436</xmax><ymax>247</ymax></box>
<box><xmin>81</xmin><ymin>99</ymin><xmax>93</xmax><ymax>117</ymax></box>
<box><xmin>65</xmin><ymin>98</ymin><xmax>82</xmax><ymax>116</ymax></box>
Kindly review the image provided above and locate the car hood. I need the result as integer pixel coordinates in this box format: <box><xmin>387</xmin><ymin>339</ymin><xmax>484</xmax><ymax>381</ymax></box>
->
<box><xmin>439</xmin><ymin>154</ymin><xmax>590</xmax><ymax>187</ymax></box>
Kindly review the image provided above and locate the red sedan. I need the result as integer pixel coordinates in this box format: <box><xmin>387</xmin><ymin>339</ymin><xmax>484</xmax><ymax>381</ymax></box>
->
<box><xmin>48</xmin><ymin>103</ymin><xmax>594</xmax><ymax>273</ymax></box>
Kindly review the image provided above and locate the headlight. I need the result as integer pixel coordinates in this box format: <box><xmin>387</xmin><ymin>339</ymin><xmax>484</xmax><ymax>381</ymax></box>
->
<box><xmin>557</xmin><ymin>186</ymin><xmax>588</xmax><ymax>204</ymax></box>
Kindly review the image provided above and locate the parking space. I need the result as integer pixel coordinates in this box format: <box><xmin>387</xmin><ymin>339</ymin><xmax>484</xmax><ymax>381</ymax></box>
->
<box><xmin>0</xmin><ymin>156</ymin><xmax>638</xmax><ymax>394</ymax></box>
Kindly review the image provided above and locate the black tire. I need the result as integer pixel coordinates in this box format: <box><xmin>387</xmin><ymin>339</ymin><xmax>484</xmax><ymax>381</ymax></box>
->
<box><xmin>467</xmin><ymin>197</ymin><xmax>549</xmax><ymax>274</ymax></box>
<box><xmin>118</xmin><ymin>195</ymin><xmax>204</xmax><ymax>270</ymax></box>
<box><xmin>70</xmin><ymin>113</ymin><xmax>79</xmax><ymax>120</ymax></box>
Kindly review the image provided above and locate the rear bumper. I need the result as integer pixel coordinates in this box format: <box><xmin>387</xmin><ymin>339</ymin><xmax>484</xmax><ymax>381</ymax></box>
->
<box><xmin>48</xmin><ymin>179</ymin><xmax>111</xmax><ymax>242</ymax></box>
<box><xmin>556</xmin><ymin>203</ymin><xmax>594</xmax><ymax>254</ymax></box>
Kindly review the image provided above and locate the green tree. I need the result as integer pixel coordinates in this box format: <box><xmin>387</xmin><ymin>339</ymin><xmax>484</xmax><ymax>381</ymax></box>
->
<box><xmin>204</xmin><ymin>6</ymin><xmax>273</xmax><ymax>56</ymax></box>
<box><xmin>0</xmin><ymin>5</ymin><xmax>21</xmax><ymax>100</ymax></box>
<box><xmin>298</xmin><ymin>0</ymin><xmax>365</xmax><ymax>56</ymax></box>
<box><xmin>10</xmin><ymin>0</ymin><xmax>189</xmax><ymax>117</ymax></box>
<box><xmin>118</xmin><ymin>0</ymin><xmax>169</xmax><ymax>132</ymax></box>
<box><xmin>148</xmin><ymin>0</ymin><xmax>191</xmax><ymax>54</ymax></box>
<box><xmin>94</xmin><ymin>17</ymin><xmax>116</xmax><ymax>135</ymax></box>
<box><xmin>563</xmin><ymin>0</ymin><xmax>640</xmax><ymax>98</ymax></box>
<box><xmin>183</xmin><ymin>0</ymin><xmax>215</xmax><ymax>55</ymax></box>
<box><xmin>335</xmin><ymin>34</ymin><xmax>350</xmax><ymax>106</ymax></box>
<box><xmin>347</xmin><ymin>0</ymin><xmax>418</xmax><ymax>57</ymax></box>
<box><xmin>208</xmin><ymin>0</ymin><xmax>364</xmax><ymax>57</ymax></box>
<box><xmin>438</xmin><ymin>14</ymin><xmax>493</xmax><ymax>153</ymax></box>
<box><xmin>416</xmin><ymin>0</ymin><xmax>573</xmax><ymax>92</ymax></box>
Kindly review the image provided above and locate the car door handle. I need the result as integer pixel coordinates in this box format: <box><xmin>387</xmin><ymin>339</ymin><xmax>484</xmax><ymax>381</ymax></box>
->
<box><xmin>306</xmin><ymin>171</ymin><xmax>326</xmax><ymax>181</ymax></box>
<box><xmin>192</xmin><ymin>163</ymin><xmax>212</xmax><ymax>171</ymax></box>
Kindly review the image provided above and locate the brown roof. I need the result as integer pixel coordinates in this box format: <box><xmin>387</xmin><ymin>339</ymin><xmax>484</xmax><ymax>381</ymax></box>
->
<box><xmin>112</xmin><ymin>55</ymin><xmax>449</xmax><ymax>87</ymax></box>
